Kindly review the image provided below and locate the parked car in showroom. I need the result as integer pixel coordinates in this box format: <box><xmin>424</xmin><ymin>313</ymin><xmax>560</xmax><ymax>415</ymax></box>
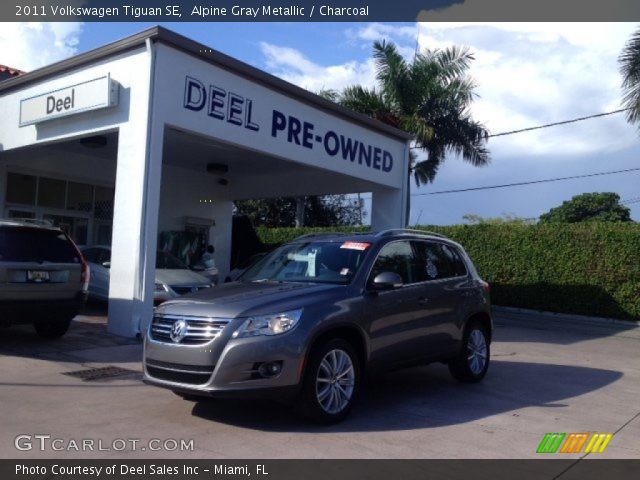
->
<box><xmin>0</xmin><ymin>219</ymin><xmax>89</xmax><ymax>338</ymax></box>
<box><xmin>143</xmin><ymin>229</ymin><xmax>492</xmax><ymax>423</ymax></box>
<box><xmin>81</xmin><ymin>246</ymin><xmax>213</xmax><ymax>305</ymax></box>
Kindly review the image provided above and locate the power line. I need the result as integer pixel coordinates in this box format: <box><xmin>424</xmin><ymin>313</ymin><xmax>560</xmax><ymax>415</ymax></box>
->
<box><xmin>412</xmin><ymin>167</ymin><xmax>640</xmax><ymax>196</ymax></box>
<box><xmin>487</xmin><ymin>108</ymin><xmax>630</xmax><ymax>138</ymax></box>
<box><xmin>409</xmin><ymin>108</ymin><xmax>630</xmax><ymax>150</ymax></box>
<box><xmin>354</xmin><ymin>169</ymin><xmax>640</xmax><ymax>200</ymax></box>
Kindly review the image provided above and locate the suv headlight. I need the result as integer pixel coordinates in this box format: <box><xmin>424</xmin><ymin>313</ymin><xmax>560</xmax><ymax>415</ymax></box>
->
<box><xmin>232</xmin><ymin>309</ymin><xmax>303</xmax><ymax>338</ymax></box>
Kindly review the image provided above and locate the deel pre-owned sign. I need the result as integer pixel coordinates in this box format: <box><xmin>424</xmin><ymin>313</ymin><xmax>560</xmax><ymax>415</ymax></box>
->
<box><xmin>19</xmin><ymin>75</ymin><xmax>119</xmax><ymax>127</ymax></box>
<box><xmin>183</xmin><ymin>75</ymin><xmax>395</xmax><ymax>175</ymax></box>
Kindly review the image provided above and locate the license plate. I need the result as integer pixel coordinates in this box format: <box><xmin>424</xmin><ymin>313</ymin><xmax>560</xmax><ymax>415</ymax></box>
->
<box><xmin>27</xmin><ymin>270</ymin><xmax>50</xmax><ymax>283</ymax></box>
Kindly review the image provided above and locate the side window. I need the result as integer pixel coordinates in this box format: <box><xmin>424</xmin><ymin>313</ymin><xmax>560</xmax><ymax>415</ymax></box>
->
<box><xmin>369</xmin><ymin>241</ymin><xmax>417</xmax><ymax>285</ymax></box>
<box><xmin>412</xmin><ymin>241</ymin><xmax>455</xmax><ymax>280</ymax></box>
<box><xmin>441</xmin><ymin>244</ymin><xmax>468</xmax><ymax>277</ymax></box>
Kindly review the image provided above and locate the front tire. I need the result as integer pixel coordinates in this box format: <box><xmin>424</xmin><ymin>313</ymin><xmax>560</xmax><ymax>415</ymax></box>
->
<box><xmin>298</xmin><ymin>338</ymin><xmax>360</xmax><ymax>424</ymax></box>
<box><xmin>448</xmin><ymin>320</ymin><xmax>490</xmax><ymax>382</ymax></box>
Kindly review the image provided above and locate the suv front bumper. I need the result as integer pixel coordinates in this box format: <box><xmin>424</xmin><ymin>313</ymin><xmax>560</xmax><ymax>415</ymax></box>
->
<box><xmin>143</xmin><ymin>322</ymin><xmax>308</xmax><ymax>398</ymax></box>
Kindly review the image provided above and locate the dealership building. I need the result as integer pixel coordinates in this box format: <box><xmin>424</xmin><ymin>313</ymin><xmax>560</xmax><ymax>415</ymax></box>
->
<box><xmin>0</xmin><ymin>27</ymin><xmax>411</xmax><ymax>337</ymax></box>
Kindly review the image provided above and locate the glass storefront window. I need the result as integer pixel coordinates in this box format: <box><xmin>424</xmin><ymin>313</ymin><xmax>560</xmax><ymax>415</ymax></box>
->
<box><xmin>7</xmin><ymin>209</ymin><xmax>35</xmax><ymax>219</ymax></box>
<box><xmin>38</xmin><ymin>177</ymin><xmax>66</xmax><ymax>209</ymax></box>
<box><xmin>67</xmin><ymin>182</ymin><xmax>94</xmax><ymax>212</ymax></box>
<box><xmin>94</xmin><ymin>186</ymin><xmax>115</xmax><ymax>220</ymax></box>
<box><xmin>6</xmin><ymin>173</ymin><xmax>37</xmax><ymax>205</ymax></box>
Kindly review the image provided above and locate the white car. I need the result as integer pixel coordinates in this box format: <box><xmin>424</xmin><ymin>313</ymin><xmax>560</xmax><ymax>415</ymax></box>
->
<box><xmin>81</xmin><ymin>246</ymin><xmax>213</xmax><ymax>305</ymax></box>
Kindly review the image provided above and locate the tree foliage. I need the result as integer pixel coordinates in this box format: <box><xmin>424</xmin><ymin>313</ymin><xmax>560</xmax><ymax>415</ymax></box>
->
<box><xmin>333</xmin><ymin>40</ymin><xmax>490</xmax><ymax>185</ymax></box>
<box><xmin>463</xmin><ymin>213</ymin><xmax>536</xmax><ymax>225</ymax></box>
<box><xmin>620</xmin><ymin>28</ymin><xmax>640</xmax><ymax>126</ymax></box>
<box><xmin>235</xmin><ymin>195</ymin><xmax>364</xmax><ymax>228</ymax></box>
<box><xmin>539</xmin><ymin>192</ymin><xmax>632</xmax><ymax>223</ymax></box>
<box><xmin>256</xmin><ymin>223</ymin><xmax>640</xmax><ymax>320</ymax></box>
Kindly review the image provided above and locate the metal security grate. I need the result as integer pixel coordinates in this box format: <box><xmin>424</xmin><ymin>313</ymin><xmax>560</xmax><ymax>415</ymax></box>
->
<box><xmin>62</xmin><ymin>366</ymin><xmax>140</xmax><ymax>382</ymax></box>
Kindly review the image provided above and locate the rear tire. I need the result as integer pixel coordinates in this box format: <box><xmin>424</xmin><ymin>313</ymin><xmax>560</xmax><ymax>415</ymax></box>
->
<box><xmin>448</xmin><ymin>320</ymin><xmax>490</xmax><ymax>383</ymax></box>
<box><xmin>33</xmin><ymin>318</ymin><xmax>72</xmax><ymax>339</ymax></box>
<box><xmin>297</xmin><ymin>338</ymin><xmax>360</xmax><ymax>424</ymax></box>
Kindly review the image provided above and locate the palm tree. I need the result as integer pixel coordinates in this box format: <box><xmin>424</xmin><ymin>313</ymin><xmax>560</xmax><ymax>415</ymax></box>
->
<box><xmin>337</xmin><ymin>40</ymin><xmax>490</xmax><ymax>186</ymax></box>
<box><xmin>620</xmin><ymin>28</ymin><xmax>640</xmax><ymax>126</ymax></box>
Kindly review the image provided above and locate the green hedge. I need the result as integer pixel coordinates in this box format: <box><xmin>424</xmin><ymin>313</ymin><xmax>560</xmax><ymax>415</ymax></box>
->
<box><xmin>255</xmin><ymin>224</ymin><xmax>640</xmax><ymax>320</ymax></box>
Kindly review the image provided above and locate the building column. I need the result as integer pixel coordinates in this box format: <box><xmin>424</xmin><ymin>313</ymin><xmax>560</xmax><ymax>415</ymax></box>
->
<box><xmin>0</xmin><ymin>163</ymin><xmax>6</xmax><ymax>216</ymax></box>
<box><xmin>371</xmin><ymin>186</ymin><xmax>406</xmax><ymax>231</ymax></box>
<box><xmin>107</xmin><ymin>121</ymin><xmax>164</xmax><ymax>337</ymax></box>
<box><xmin>208</xmin><ymin>200</ymin><xmax>233</xmax><ymax>282</ymax></box>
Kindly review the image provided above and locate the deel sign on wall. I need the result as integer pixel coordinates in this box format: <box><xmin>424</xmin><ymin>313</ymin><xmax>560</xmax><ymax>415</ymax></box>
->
<box><xmin>19</xmin><ymin>75</ymin><xmax>119</xmax><ymax>127</ymax></box>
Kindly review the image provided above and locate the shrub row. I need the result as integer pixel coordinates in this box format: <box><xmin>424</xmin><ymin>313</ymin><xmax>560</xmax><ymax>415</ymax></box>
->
<box><xmin>255</xmin><ymin>223</ymin><xmax>640</xmax><ymax>320</ymax></box>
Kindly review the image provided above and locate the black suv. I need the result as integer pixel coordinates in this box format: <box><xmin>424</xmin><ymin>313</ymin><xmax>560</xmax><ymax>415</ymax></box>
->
<box><xmin>144</xmin><ymin>229</ymin><xmax>492</xmax><ymax>423</ymax></box>
<box><xmin>0</xmin><ymin>219</ymin><xmax>89</xmax><ymax>338</ymax></box>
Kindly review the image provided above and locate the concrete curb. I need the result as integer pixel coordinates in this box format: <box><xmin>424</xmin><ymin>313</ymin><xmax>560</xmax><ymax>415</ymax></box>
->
<box><xmin>492</xmin><ymin>305</ymin><xmax>640</xmax><ymax>329</ymax></box>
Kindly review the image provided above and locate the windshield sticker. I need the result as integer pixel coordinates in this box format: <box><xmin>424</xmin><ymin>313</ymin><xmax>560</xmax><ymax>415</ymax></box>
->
<box><xmin>340</xmin><ymin>268</ymin><xmax>350</xmax><ymax>276</ymax></box>
<box><xmin>340</xmin><ymin>242</ymin><xmax>370</xmax><ymax>251</ymax></box>
<box><xmin>426</xmin><ymin>262</ymin><xmax>438</xmax><ymax>279</ymax></box>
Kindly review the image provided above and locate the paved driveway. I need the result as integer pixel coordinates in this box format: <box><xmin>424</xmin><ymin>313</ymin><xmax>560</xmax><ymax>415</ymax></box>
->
<box><xmin>0</xmin><ymin>306</ymin><xmax>638</xmax><ymax>459</ymax></box>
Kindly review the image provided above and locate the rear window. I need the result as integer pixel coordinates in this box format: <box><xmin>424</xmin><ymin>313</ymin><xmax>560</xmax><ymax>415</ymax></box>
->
<box><xmin>0</xmin><ymin>226</ymin><xmax>80</xmax><ymax>263</ymax></box>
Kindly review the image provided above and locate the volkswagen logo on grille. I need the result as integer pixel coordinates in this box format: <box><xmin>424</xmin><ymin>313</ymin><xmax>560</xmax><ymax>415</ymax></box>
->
<box><xmin>170</xmin><ymin>319</ymin><xmax>188</xmax><ymax>343</ymax></box>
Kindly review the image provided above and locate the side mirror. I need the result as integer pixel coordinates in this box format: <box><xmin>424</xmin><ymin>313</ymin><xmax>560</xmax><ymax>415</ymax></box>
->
<box><xmin>101</xmin><ymin>261</ymin><xmax>111</xmax><ymax>269</ymax></box>
<box><xmin>372</xmin><ymin>271</ymin><xmax>403</xmax><ymax>290</ymax></box>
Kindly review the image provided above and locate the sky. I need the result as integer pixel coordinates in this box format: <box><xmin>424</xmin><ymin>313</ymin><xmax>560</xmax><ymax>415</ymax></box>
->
<box><xmin>1</xmin><ymin>21</ymin><xmax>639</xmax><ymax>225</ymax></box>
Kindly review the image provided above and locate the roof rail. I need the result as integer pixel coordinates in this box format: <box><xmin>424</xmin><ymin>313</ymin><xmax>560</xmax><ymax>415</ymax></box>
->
<box><xmin>1</xmin><ymin>218</ymin><xmax>55</xmax><ymax>227</ymax></box>
<box><xmin>292</xmin><ymin>231</ymin><xmax>372</xmax><ymax>242</ymax></box>
<box><xmin>292</xmin><ymin>232</ymin><xmax>348</xmax><ymax>241</ymax></box>
<box><xmin>375</xmin><ymin>228</ymin><xmax>447</xmax><ymax>239</ymax></box>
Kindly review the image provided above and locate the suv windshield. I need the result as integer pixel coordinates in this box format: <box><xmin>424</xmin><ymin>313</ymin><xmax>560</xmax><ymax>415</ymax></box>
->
<box><xmin>0</xmin><ymin>226</ymin><xmax>79</xmax><ymax>263</ymax></box>
<box><xmin>241</xmin><ymin>240</ymin><xmax>371</xmax><ymax>284</ymax></box>
<box><xmin>156</xmin><ymin>251</ymin><xmax>188</xmax><ymax>270</ymax></box>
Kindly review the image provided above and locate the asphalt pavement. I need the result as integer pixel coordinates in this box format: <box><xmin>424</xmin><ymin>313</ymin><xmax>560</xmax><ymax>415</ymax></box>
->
<box><xmin>0</xmin><ymin>304</ymin><xmax>638</xmax><ymax>459</ymax></box>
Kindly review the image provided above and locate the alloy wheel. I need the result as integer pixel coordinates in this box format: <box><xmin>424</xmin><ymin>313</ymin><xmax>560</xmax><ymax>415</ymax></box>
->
<box><xmin>467</xmin><ymin>329</ymin><xmax>488</xmax><ymax>375</ymax></box>
<box><xmin>315</xmin><ymin>349</ymin><xmax>355</xmax><ymax>414</ymax></box>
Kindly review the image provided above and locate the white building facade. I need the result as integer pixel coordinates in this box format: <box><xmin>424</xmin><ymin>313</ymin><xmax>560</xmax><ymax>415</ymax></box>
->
<box><xmin>0</xmin><ymin>27</ymin><xmax>411</xmax><ymax>337</ymax></box>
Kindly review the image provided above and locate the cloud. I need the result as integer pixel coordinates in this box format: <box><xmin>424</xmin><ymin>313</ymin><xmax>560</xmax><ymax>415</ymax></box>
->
<box><xmin>258</xmin><ymin>41</ymin><xmax>377</xmax><ymax>93</ymax></box>
<box><xmin>357</xmin><ymin>22</ymin><xmax>640</xmax><ymax>158</ymax></box>
<box><xmin>0</xmin><ymin>22</ymin><xmax>83</xmax><ymax>72</ymax></box>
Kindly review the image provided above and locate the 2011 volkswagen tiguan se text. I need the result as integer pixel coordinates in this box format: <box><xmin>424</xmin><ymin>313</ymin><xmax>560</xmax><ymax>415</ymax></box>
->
<box><xmin>143</xmin><ymin>229</ymin><xmax>492</xmax><ymax>423</ymax></box>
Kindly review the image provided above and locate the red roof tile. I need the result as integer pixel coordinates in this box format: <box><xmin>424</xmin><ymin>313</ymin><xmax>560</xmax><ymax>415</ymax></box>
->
<box><xmin>0</xmin><ymin>64</ymin><xmax>25</xmax><ymax>76</ymax></box>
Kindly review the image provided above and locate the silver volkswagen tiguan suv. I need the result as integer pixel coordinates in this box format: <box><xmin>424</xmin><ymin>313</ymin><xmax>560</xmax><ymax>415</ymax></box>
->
<box><xmin>143</xmin><ymin>229</ymin><xmax>492</xmax><ymax>423</ymax></box>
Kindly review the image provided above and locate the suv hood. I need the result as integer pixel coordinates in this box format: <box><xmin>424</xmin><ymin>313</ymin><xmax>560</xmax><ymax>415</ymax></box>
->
<box><xmin>155</xmin><ymin>281</ymin><xmax>345</xmax><ymax>318</ymax></box>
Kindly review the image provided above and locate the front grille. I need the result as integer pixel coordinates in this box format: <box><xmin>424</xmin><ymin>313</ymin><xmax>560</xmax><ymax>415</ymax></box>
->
<box><xmin>146</xmin><ymin>358</ymin><xmax>214</xmax><ymax>374</ymax></box>
<box><xmin>150</xmin><ymin>314</ymin><xmax>230</xmax><ymax>345</ymax></box>
<box><xmin>146</xmin><ymin>366</ymin><xmax>212</xmax><ymax>385</ymax></box>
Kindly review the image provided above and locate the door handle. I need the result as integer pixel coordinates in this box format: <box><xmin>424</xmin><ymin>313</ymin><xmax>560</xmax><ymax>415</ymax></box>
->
<box><xmin>418</xmin><ymin>296</ymin><xmax>429</xmax><ymax>305</ymax></box>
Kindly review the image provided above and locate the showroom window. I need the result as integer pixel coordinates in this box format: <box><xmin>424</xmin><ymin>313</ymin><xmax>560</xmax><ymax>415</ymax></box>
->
<box><xmin>37</xmin><ymin>177</ymin><xmax>66</xmax><ymax>209</ymax></box>
<box><xmin>67</xmin><ymin>181</ymin><xmax>94</xmax><ymax>212</ymax></box>
<box><xmin>5</xmin><ymin>173</ymin><xmax>36</xmax><ymax>205</ymax></box>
